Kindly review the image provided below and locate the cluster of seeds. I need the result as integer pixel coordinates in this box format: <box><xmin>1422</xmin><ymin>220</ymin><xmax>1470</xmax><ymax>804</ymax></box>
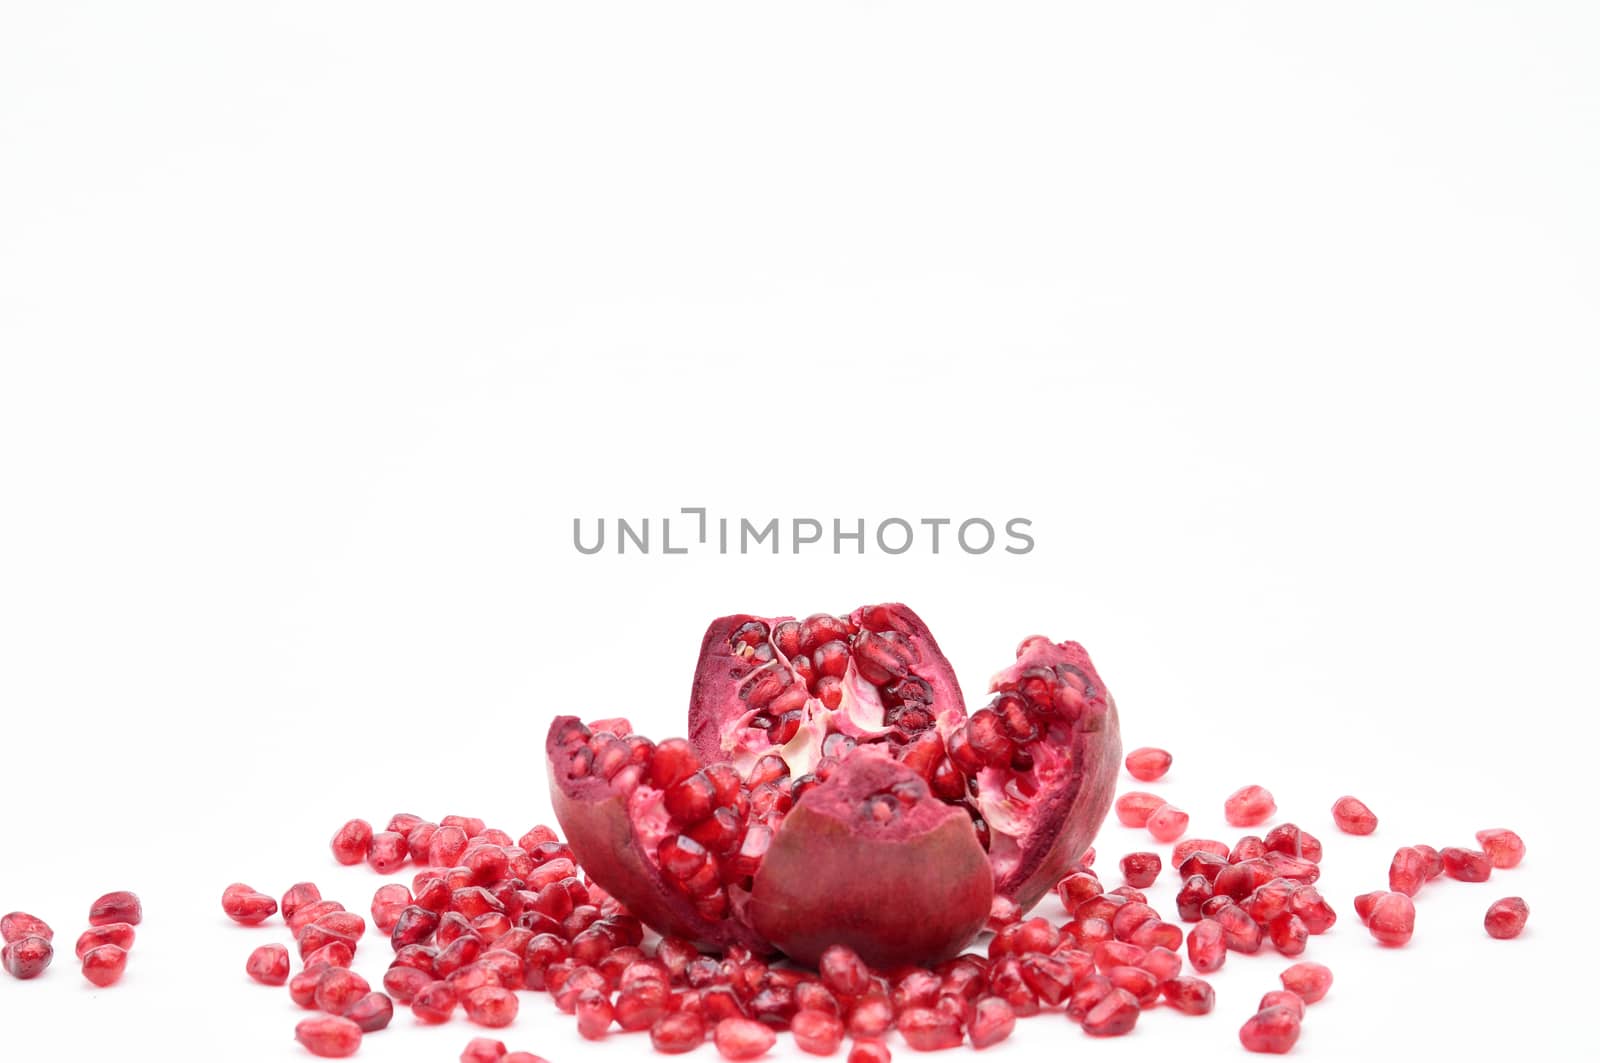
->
<box><xmin>203</xmin><ymin>733</ymin><xmax>1538</xmax><ymax>1059</ymax></box>
<box><xmin>2</xmin><ymin>891</ymin><xmax>141</xmax><ymax>986</ymax></box>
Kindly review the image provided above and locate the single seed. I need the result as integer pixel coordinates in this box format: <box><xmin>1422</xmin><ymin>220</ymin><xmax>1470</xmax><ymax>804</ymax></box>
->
<box><xmin>1331</xmin><ymin>795</ymin><xmax>1378</xmax><ymax>835</ymax></box>
<box><xmin>1224</xmin><ymin>785</ymin><xmax>1276</xmax><ymax>828</ymax></box>
<box><xmin>294</xmin><ymin>1015</ymin><xmax>363</xmax><ymax>1058</ymax></box>
<box><xmin>1484</xmin><ymin>897</ymin><xmax>1529</xmax><ymax>939</ymax></box>
<box><xmin>88</xmin><ymin>891</ymin><xmax>142</xmax><ymax>927</ymax></box>
<box><xmin>1475</xmin><ymin>829</ymin><xmax>1526</xmax><ymax>869</ymax></box>
<box><xmin>80</xmin><ymin>945</ymin><xmax>128</xmax><ymax>987</ymax></box>
<box><xmin>1279</xmin><ymin>961</ymin><xmax>1332</xmax><ymax>1003</ymax></box>
<box><xmin>1124</xmin><ymin>747</ymin><xmax>1172</xmax><ymax>782</ymax></box>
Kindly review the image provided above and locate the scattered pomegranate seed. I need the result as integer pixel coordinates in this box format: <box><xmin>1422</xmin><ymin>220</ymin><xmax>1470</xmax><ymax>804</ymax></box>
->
<box><xmin>1119</xmin><ymin>851</ymin><xmax>1161</xmax><ymax>888</ymax></box>
<box><xmin>281</xmin><ymin>882</ymin><xmax>322</xmax><ymax>924</ymax></box>
<box><xmin>295</xmin><ymin>1015</ymin><xmax>363</xmax><ymax>1058</ymax></box>
<box><xmin>1367</xmin><ymin>892</ymin><xmax>1416</xmax><ymax>947</ymax></box>
<box><xmin>220</xmin><ymin>883</ymin><xmax>278</xmax><ymax>926</ymax></box>
<box><xmin>503</xmin><ymin>1054</ymin><xmax>549</xmax><ymax>1063</ymax></box>
<box><xmin>347</xmin><ymin>992</ymin><xmax>395</xmax><ymax>1032</ymax></box>
<box><xmin>330</xmin><ymin>819</ymin><xmax>374</xmax><ymax>865</ymax></box>
<box><xmin>1187</xmin><ymin>919</ymin><xmax>1226</xmax><ymax>973</ymax></box>
<box><xmin>715</xmin><ymin>1017</ymin><xmax>778</xmax><ymax>1059</ymax></box>
<box><xmin>1146</xmin><ymin>803</ymin><xmax>1189</xmax><ymax>844</ymax></box>
<box><xmin>1239</xmin><ymin>1006</ymin><xmax>1301</xmax><ymax>1054</ymax></box>
<box><xmin>793</xmin><ymin>1008</ymin><xmax>847</xmax><ymax>1054</ymax></box>
<box><xmin>1280</xmin><ymin>961</ymin><xmax>1332</xmax><ymax>1003</ymax></box>
<box><xmin>461</xmin><ymin>1037</ymin><xmax>508</xmax><ymax>1063</ymax></box>
<box><xmin>1484</xmin><ymin>897</ymin><xmax>1530</xmax><ymax>939</ymax></box>
<box><xmin>575</xmin><ymin>988</ymin><xmax>614</xmax><ymax>1039</ymax></box>
<box><xmin>1224</xmin><ymin>785</ymin><xmax>1276</xmax><ymax>828</ymax></box>
<box><xmin>1124</xmin><ymin>747</ymin><xmax>1172</xmax><ymax>782</ymax></box>
<box><xmin>819</xmin><ymin>944</ymin><xmax>872</xmax><ymax>998</ymax></box>
<box><xmin>2</xmin><ymin>935</ymin><xmax>53</xmax><ymax>979</ymax></box>
<box><xmin>848</xmin><ymin>1041</ymin><xmax>892</xmax><ymax>1063</ymax></box>
<box><xmin>1081</xmin><ymin>986</ymin><xmax>1140</xmax><ymax>1036</ymax></box>
<box><xmin>88</xmin><ymin>891</ymin><xmax>142</xmax><ymax>927</ymax></box>
<box><xmin>75</xmin><ymin>923</ymin><xmax>135</xmax><ymax>958</ymax></box>
<box><xmin>651</xmin><ymin>1011</ymin><xmax>707</xmax><ymax>1053</ymax></box>
<box><xmin>1441</xmin><ymin>847</ymin><xmax>1493</xmax><ymax>882</ymax></box>
<box><xmin>1389</xmin><ymin>846</ymin><xmax>1428</xmax><ymax>896</ymax></box>
<box><xmin>314</xmin><ymin>968</ymin><xmax>372</xmax><ymax>1014</ymax></box>
<box><xmin>412</xmin><ymin>980</ymin><xmax>459</xmax><ymax>1023</ymax></box>
<box><xmin>80</xmin><ymin>944</ymin><xmax>128</xmax><ymax>987</ymax></box>
<box><xmin>1</xmin><ymin>912</ymin><xmax>53</xmax><ymax>943</ymax></box>
<box><xmin>1475</xmin><ymin>829</ymin><xmax>1525</xmax><ymax>869</ymax></box>
<box><xmin>1258</xmin><ymin>990</ymin><xmax>1305</xmax><ymax>1018</ymax></box>
<box><xmin>1160</xmin><ymin>976</ymin><xmax>1215</xmax><ymax>1015</ymax></box>
<box><xmin>1114</xmin><ymin>791</ymin><xmax>1165</xmax><ymax>828</ymax></box>
<box><xmin>1331</xmin><ymin>795</ymin><xmax>1378</xmax><ymax>835</ymax></box>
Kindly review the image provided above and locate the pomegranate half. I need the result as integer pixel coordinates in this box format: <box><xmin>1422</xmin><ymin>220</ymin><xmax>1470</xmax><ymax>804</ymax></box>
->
<box><xmin>546</xmin><ymin>603</ymin><xmax>1120</xmax><ymax>967</ymax></box>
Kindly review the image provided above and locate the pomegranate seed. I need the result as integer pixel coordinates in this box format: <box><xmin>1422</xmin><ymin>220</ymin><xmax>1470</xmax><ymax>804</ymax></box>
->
<box><xmin>295</xmin><ymin>1015</ymin><xmax>363</xmax><ymax>1058</ymax></box>
<box><xmin>1146</xmin><ymin>804</ymin><xmax>1189</xmax><ymax>844</ymax></box>
<box><xmin>1414</xmin><ymin>843</ymin><xmax>1445</xmax><ymax>879</ymax></box>
<box><xmin>1187</xmin><ymin>919</ymin><xmax>1226</xmax><ymax>973</ymax></box>
<box><xmin>2</xmin><ymin>935</ymin><xmax>53</xmax><ymax>979</ymax></box>
<box><xmin>1108</xmin><ymin>965</ymin><xmax>1160</xmax><ymax>1007</ymax></box>
<box><xmin>504</xmin><ymin>1054</ymin><xmax>549</xmax><ymax>1063</ymax></box>
<box><xmin>290</xmin><ymin>966</ymin><xmax>330</xmax><ymax>1008</ymax></box>
<box><xmin>651</xmin><ymin>1011</ymin><xmax>707</xmax><ymax>1053</ymax></box>
<box><xmin>1239</xmin><ymin>1006</ymin><xmax>1301</xmax><ymax>1054</ymax></box>
<box><xmin>1367</xmin><ymin>892</ymin><xmax>1416</xmax><ymax>947</ymax></box>
<box><xmin>461</xmin><ymin>1037</ymin><xmax>508</xmax><ymax>1063</ymax></box>
<box><xmin>897</xmin><ymin>1007</ymin><xmax>963</xmax><ymax>1051</ymax></box>
<box><xmin>575</xmin><ymin>988</ymin><xmax>615</xmax><ymax>1039</ymax></box>
<box><xmin>429</xmin><ymin>825</ymin><xmax>471</xmax><ymax>868</ymax></box>
<box><xmin>329</xmin><ymin>819</ymin><xmax>374</xmax><ymax>865</ymax></box>
<box><xmin>371</xmin><ymin>884</ymin><xmax>413</xmax><ymax>933</ymax></box>
<box><xmin>1119</xmin><ymin>852</ymin><xmax>1161</xmax><ymax>888</ymax></box>
<box><xmin>819</xmin><ymin>944</ymin><xmax>872</xmax><ymax>998</ymax></box>
<box><xmin>1353</xmin><ymin>891</ymin><xmax>1383</xmax><ymax>924</ymax></box>
<box><xmin>1280</xmin><ymin>961</ymin><xmax>1332</xmax><ymax>1003</ymax></box>
<box><xmin>1268</xmin><ymin>913</ymin><xmax>1308</xmax><ymax>956</ymax></box>
<box><xmin>1441</xmin><ymin>847</ymin><xmax>1493</xmax><ymax>882</ymax></box>
<box><xmin>1114</xmin><ymin>792</ymin><xmax>1164</xmax><ymax>828</ymax></box>
<box><xmin>1140</xmin><ymin>946</ymin><xmax>1182</xmax><ymax>982</ymax></box>
<box><xmin>1214</xmin><ymin>905</ymin><xmax>1263</xmax><ymax>953</ymax></box>
<box><xmin>615</xmin><ymin>980</ymin><xmax>672</xmax><ymax>1030</ymax></box>
<box><xmin>80</xmin><ymin>944</ymin><xmax>128</xmax><ymax>987</ymax></box>
<box><xmin>1124</xmin><ymin>747</ymin><xmax>1172</xmax><ymax>781</ymax></box>
<box><xmin>1</xmin><ymin>912</ymin><xmax>53</xmax><ymax>943</ymax></box>
<box><xmin>382</xmin><ymin>965</ymin><xmax>432</xmax><ymax>1003</ymax></box>
<box><xmin>1173</xmin><ymin>838</ymin><xmax>1230</xmax><ymax>865</ymax></box>
<box><xmin>1081</xmin><ymin>986</ymin><xmax>1140</xmax><ymax>1036</ymax></box>
<box><xmin>412</xmin><ymin>980</ymin><xmax>460</xmax><ymax>1023</ymax></box>
<box><xmin>1176</xmin><ymin>875</ymin><xmax>1214</xmax><ymax>922</ymax></box>
<box><xmin>1263</xmin><ymin>823</ymin><xmax>1322</xmax><ymax>863</ymax></box>
<box><xmin>88</xmin><ymin>891</ymin><xmax>142</xmax><ymax>927</ymax></box>
<box><xmin>220</xmin><ymin>883</ymin><xmax>278</xmax><ymax>926</ymax></box>
<box><xmin>848</xmin><ymin>1040</ymin><xmax>892</xmax><ymax>1063</ymax></box>
<box><xmin>715</xmin><ymin>1016</ymin><xmax>778</xmax><ymax>1059</ymax></box>
<box><xmin>1475</xmin><ymin>829</ymin><xmax>1525</xmax><ymax>869</ymax></box>
<box><xmin>1161</xmin><ymin>976</ymin><xmax>1215</xmax><ymax>1015</ymax></box>
<box><xmin>1389</xmin><ymin>846</ymin><xmax>1428</xmax><ymax>896</ymax></box>
<box><xmin>1224</xmin><ymin>785</ymin><xmax>1276</xmax><ymax>827</ymax></box>
<box><xmin>1331</xmin><ymin>795</ymin><xmax>1378</xmax><ymax>835</ymax></box>
<box><xmin>314</xmin><ymin>968</ymin><xmax>372</xmax><ymax>1014</ymax></box>
<box><xmin>1258</xmin><ymin>989</ymin><xmax>1305</xmax><ymax>1018</ymax></box>
<box><xmin>1485</xmin><ymin>897</ymin><xmax>1530</xmax><ymax>939</ymax></box>
<box><xmin>347</xmin><ymin>992</ymin><xmax>395</xmax><ymax>1032</ymax></box>
<box><xmin>847</xmin><ymin>996</ymin><xmax>894</xmax><ymax>1038</ymax></box>
<box><xmin>75</xmin><ymin>923</ymin><xmax>135</xmax><ymax>958</ymax></box>
<box><xmin>367</xmin><ymin>831</ymin><xmax>410</xmax><ymax>874</ymax></box>
<box><xmin>793</xmin><ymin>1008</ymin><xmax>847</xmax><ymax>1054</ymax></box>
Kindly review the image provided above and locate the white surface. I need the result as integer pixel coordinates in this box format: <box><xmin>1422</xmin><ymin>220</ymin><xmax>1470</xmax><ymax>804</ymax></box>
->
<box><xmin>1</xmin><ymin>2</ymin><xmax>1595</xmax><ymax>1060</ymax></box>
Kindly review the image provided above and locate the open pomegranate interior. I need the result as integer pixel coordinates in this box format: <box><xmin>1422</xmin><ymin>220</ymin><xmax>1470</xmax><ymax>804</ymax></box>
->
<box><xmin>546</xmin><ymin>603</ymin><xmax>1120</xmax><ymax>968</ymax></box>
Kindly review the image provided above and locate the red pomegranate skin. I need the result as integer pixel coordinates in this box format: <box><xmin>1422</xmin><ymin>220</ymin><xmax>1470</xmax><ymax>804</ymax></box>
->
<box><xmin>982</xmin><ymin>637</ymin><xmax>1121</xmax><ymax>909</ymax></box>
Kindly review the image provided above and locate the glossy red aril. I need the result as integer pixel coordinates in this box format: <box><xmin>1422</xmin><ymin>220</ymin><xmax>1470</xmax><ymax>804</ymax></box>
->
<box><xmin>1331</xmin><ymin>795</ymin><xmax>1378</xmax><ymax>835</ymax></box>
<box><xmin>968</xmin><ymin>996</ymin><xmax>1015</xmax><ymax>1049</ymax></box>
<box><xmin>1259</xmin><ymin>990</ymin><xmax>1305</xmax><ymax>1018</ymax></box>
<box><xmin>245</xmin><ymin>943</ymin><xmax>289</xmax><ymax>986</ymax></box>
<box><xmin>88</xmin><ymin>891</ymin><xmax>142</xmax><ymax>927</ymax></box>
<box><xmin>295</xmin><ymin>1016</ymin><xmax>363</xmax><ymax>1058</ymax></box>
<box><xmin>1114</xmin><ymin>792</ymin><xmax>1163</xmax><ymax>828</ymax></box>
<box><xmin>1484</xmin><ymin>897</ymin><xmax>1529</xmax><ymax>939</ymax></box>
<box><xmin>548</xmin><ymin>605</ymin><xmax>1121</xmax><ymax>967</ymax></box>
<box><xmin>714</xmin><ymin>1017</ymin><xmax>778</xmax><ymax>1059</ymax></box>
<box><xmin>1367</xmin><ymin>892</ymin><xmax>1416</xmax><ymax>947</ymax></box>
<box><xmin>81</xmin><ymin>944</ymin><xmax>128</xmax><ymax>987</ymax></box>
<box><xmin>1081</xmin><ymin>987</ymin><xmax>1140</xmax><ymax>1036</ymax></box>
<box><xmin>1187</xmin><ymin>919</ymin><xmax>1226</xmax><ymax>973</ymax></box>
<box><xmin>2</xmin><ymin>935</ymin><xmax>53</xmax><ymax>979</ymax></box>
<box><xmin>330</xmin><ymin>819</ymin><xmax>374</xmax><ymax>865</ymax></box>
<box><xmin>1161</xmin><ymin>976</ymin><xmax>1215</xmax><ymax>1015</ymax></box>
<box><xmin>793</xmin><ymin>1009</ymin><xmax>847</xmax><ymax>1055</ymax></box>
<box><xmin>1475</xmin><ymin>829</ymin><xmax>1525</xmax><ymax>869</ymax></box>
<box><xmin>1389</xmin><ymin>847</ymin><xmax>1428</xmax><ymax>896</ymax></box>
<box><xmin>1</xmin><ymin>912</ymin><xmax>52</xmax><ymax>942</ymax></box>
<box><xmin>460</xmin><ymin>1038</ymin><xmax>507</xmax><ymax>1063</ymax></box>
<box><xmin>1441</xmin><ymin>847</ymin><xmax>1493</xmax><ymax>882</ymax></box>
<box><xmin>1240</xmin><ymin>1006</ymin><xmax>1301</xmax><ymax>1054</ymax></box>
<box><xmin>1280</xmin><ymin>961</ymin><xmax>1332</xmax><ymax>1003</ymax></box>
<box><xmin>221</xmin><ymin>883</ymin><xmax>278</xmax><ymax>926</ymax></box>
<box><xmin>1224</xmin><ymin>786</ymin><xmax>1276</xmax><ymax>828</ymax></box>
<box><xmin>1124</xmin><ymin>747</ymin><xmax>1171</xmax><ymax>782</ymax></box>
<box><xmin>897</xmin><ymin>1007</ymin><xmax>964</xmax><ymax>1051</ymax></box>
<box><xmin>347</xmin><ymin>992</ymin><xmax>394</xmax><ymax>1032</ymax></box>
<box><xmin>1146</xmin><ymin>804</ymin><xmax>1188</xmax><ymax>844</ymax></box>
<box><xmin>1119</xmin><ymin>852</ymin><xmax>1160</xmax><ymax>888</ymax></box>
<box><xmin>76</xmin><ymin>923</ymin><xmax>135</xmax><ymax>959</ymax></box>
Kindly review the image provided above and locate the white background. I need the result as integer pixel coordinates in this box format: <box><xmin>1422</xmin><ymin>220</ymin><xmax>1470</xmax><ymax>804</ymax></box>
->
<box><xmin>2</xmin><ymin>2</ymin><xmax>1596</xmax><ymax>1060</ymax></box>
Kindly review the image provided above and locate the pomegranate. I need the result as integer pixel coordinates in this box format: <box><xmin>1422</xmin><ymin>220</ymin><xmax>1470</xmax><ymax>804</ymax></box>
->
<box><xmin>1484</xmin><ymin>897</ymin><xmax>1529</xmax><ymax>939</ymax></box>
<box><xmin>1123</xmin><ymin>746</ymin><xmax>1171</xmax><ymax>782</ymax></box>
<box><xmin>547</xmin><ymin>605</ymin><xmax>1120</xmax><ymax>967</ymax></box>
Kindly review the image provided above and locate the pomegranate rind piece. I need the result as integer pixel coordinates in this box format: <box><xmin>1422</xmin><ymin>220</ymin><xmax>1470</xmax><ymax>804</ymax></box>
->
<box><xmin>686</xmin><ymin>604</ymin><xmax>966</xmax><ymax>775</ymax></box>
<box><xmin>982</xmin><ymin>637</ymin><xmax>1121</xmax><ymax>909</ymax></box>
<box><xmin>545</xmin><ymin>717</ymin><xmax>773</xmax><ymax>956</ymax></box>
<box><xmin>747</xmin><ymin>756</ymin><xmax>994</xmax><ymax>968</ymax></box>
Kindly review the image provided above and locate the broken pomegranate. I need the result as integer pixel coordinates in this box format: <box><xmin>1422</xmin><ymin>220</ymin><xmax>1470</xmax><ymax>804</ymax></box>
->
<box><xmin>547</xmin><ymin>604</ymin><xmax>1120</xmax><ymax>967</ymax></box>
